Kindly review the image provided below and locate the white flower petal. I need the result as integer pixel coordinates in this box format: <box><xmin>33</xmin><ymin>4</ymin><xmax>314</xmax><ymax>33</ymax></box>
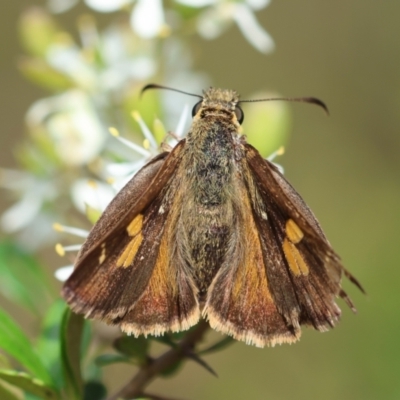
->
<box><xmin>71</xmin><ymin>178</ymin><xmax>115</xmax><ymax>214</ymax></box>
<box><xmin>130</xmin><ymin>0</ymin><xmax>165</xmax><ymax>38</ymax></box>
<box><xmin>18</xmin><ymin>213</ymin><xmax>58</xmax><ymax>251</ymax></box>
<box><xmin>246</xmin><ymin>0</ymin><xmax>270</xmax><ymax>11</ymax></box>
<box><xmin>105</xmin><ymin>160</ymin><xmax>145</xmax><ymax>177</ymax></box>
<box><xmin>197</xmin><ymin>8</ymin><xmax>228</xmax><ymax>39</ymax></box>
<box><xmin>232</xmin><ymin>4</ymin><xmax>274</xmax><ymax>53</ymax></box>
<box><xmin>53</xmin><ymin>223</ymin><xmax>89</xmax><ymax>238</ymax></box>
<box><xmin>1</xmin><ymin>193</ymin><xmax>42</xmax><ymax>232</ymax></box>
<box><xmin>110</xmin><ymin>168</ymin><xmax>144</xmax><ymax>192</ymax></box>
<box><xmin>174</xmin><ymin>0</ymin><xmax>216</xmax><ymax>7</ymax></box>
<box><xmin>47</xmin><ymin>44</ymin><xmax>97</xmax><ymax>89</ymax></box>
<box><xmin>48</xmin><ymin>0</ymin><xmax>78</xmax><ymax>13</ymax></box>
<box><xmin>175</xmin><ymin>104</ymin><xmax>190</xmax><ymax>138</ymax></box>
<box><xmin>84</xmin><ymin>0</ymin><xmax>130</xmax><ymax>13</ymax></box>
<box><xmin>55</xmin><ymin>266</ymin><xmax>74</xmax><ymax>282</ymax></box>
<box><xmin>110</xmin><ymin>132</ymin><xmax>151</xmax><ymax>157</ymax></box>
<box><xmin>132</xmin><ymin>112</ymin><xmax>158</xmax><ymax>150</ymax></box>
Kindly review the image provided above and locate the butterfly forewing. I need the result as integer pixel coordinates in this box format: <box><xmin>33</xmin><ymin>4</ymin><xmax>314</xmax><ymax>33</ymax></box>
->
<box><xmin>62</xmin><ymin>141</ymin><xmax>201</xmax><ymax>331</ymax></box>
<box><xmin>245</xmin><ymin>145</ymin><xmax>348</xmax><ymax>331</ymax></box>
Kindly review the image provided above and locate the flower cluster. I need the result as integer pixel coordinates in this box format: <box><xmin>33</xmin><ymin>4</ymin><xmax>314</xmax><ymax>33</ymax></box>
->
<box><xmin>1</xmin><ymin>1</ymin><xmax>284</xmax><ymax>259</ymax></box>
<box><xmin>48</xmin><ymin>0</ymin><xmax>274</xmax><ymax>53</ymax></box>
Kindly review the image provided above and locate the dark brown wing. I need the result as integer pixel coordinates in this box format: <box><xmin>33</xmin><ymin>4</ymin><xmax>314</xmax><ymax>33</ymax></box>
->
<box><xmin>62</xmin><ymin>140</ymin><xmax>200</xmax><ymax>335</ymax></box>
<box><xmin>245</xmin><ymin>144</ymin><xmax>362</xmax><ymax>329</ymax></box>
<box><xmin>205</xmin><ymin>144</ymin><xmax>361</xmax><ymax>347</ymax></box>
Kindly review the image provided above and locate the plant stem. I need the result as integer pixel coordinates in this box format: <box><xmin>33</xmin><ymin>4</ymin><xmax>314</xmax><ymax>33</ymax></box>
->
<box><xmin>106</xmin><ymin>320</ymin><xmax>210</xmax><ymax>400</ymax></box>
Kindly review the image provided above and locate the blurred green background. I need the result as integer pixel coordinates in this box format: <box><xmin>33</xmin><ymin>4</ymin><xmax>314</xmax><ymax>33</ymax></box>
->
<box><xmin>1</xmin><ymin>1</ymin><xmax>399</xmax><ymax>399</ymax></box>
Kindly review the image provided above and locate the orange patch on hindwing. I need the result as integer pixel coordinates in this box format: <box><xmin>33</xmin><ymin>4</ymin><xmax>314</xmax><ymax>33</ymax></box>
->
<box><xmin>232</xmin><ymin>193</ymin><xmax>273</xmax><ymax>304</ymax></box>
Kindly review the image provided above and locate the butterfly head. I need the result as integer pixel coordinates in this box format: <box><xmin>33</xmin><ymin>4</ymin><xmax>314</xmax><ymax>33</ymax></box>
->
<box><xmin>192</xmin><ymin>88</ymin><xmax>244</xmax><ymax>125</ymax></box>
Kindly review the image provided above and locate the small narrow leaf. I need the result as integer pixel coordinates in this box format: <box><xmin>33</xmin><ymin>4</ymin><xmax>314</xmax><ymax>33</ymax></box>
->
<box><xmin>36</xmin><ymin>301</ymin><xmax>66</xmax><ymax>390</ymax></box>
<box><xmin>0</xmin><ymin>308</ymin><xmax>52</xmax><ymax>384</ymax></box>
<box><xmin>0</xmin><ymin>240</ymin><xmax>53</xmax><ymax>315</ymax></box>
<box><xmin>150</xmin><ymin>334</ymin><xmax>177</xmax><ymax>348</ymax></box>
<box><xmin>83</xmin><ymin>381</ymin><xmax>107</xmax><ymax>400</ymax></box>
<box><xmin>0</xmin><ymin>370</ymin><xmax>58</xmax><ymax>400</ymax></box>
<box><xmin>94</xmin><ymin>354</ymin><xmax>132</xmax><ymax>367</ymax></box>
<box><xmin>60</xmin><ymin>309</ymin><xmax>85</xmax><ymax>400</ymax></box>
<box><xmin>113</xmin><ymin>336</ymin><xmax>149</xmax><ymax>364</ymax></box>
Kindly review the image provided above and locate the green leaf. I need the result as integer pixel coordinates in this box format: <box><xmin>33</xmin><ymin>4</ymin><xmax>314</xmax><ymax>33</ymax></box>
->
<box><xmin>83</xmin><ymin>381</ymin><xmax>107</xmax><ymax>400</ymax></box>
<box><xmin>0</xmin><ymin>370</ymin><xmax>58</xmax><ymax>400</ymax></box>
<box><xmin>197</xmin><ymin>336</ymin><xmax>235</xmax><ymax>355</ymax></box>
<box><xmin>152</xmin><ymin>118</ymin><xmax>167</xmax><ymax>145</ymax></box>
<box><xmin>18</xmin><ymin>58</ymin><xmax>73</xmax><ymax>92</ymax></box>
<box><xmin>0</xmin><ymin>240</ymin><xmax>53</xmax><ymax>315</ymax></box>
<box><xmin>243</xmin><ymin>91</ymin><xmax>292</xmax><ymax>158</ymax></box>
<box><xmin>0</xmin><ymin>380</ymin><xmax>20</xmax><ymax>400</ymax></box>
<box><xmin>94</xmin><ymin>354</ymin><xmax>131</xmax><ymax>367</ymax></box>
<box><xmin>0</xmin><ymin>309</ymin><xmax>52</xmax><ymax>384</ymax></box>
<box><xmin>113</xmin><ymin>336</ymin><xmax>149</xmax><ymax>364</ymax></box>
<box><xmin>60</xmin><ymin>309</ymin><xmax>85</xmax><ymax>400</ymax></box>
<box><xmin>150</xmin><ymin>334</ymin><xmax>177</xmax><ymax>348</ymax></box>
<box><xmin>36</xmin><ymin>301</ymin><xmax>66</xmax><ymax>390</ymax></box>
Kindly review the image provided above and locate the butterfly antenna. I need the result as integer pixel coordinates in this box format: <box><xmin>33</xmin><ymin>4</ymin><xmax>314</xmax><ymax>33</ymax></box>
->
<box><xmin>141</xmin><ymin>84</ymin><xmax>202</xmax><ymax>99</ymax></box>
<box><xmin>240</xmin><ymin>96</ymin><xmax>329</xmax><ymax>115</ymax></box>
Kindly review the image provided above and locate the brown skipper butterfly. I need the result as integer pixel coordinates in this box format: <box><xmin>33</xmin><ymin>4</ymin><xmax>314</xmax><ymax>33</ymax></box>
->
<box><xmin>62</xmin><ymin>84</ymin><xmax>363</xmax><ymax>347</ymax></box>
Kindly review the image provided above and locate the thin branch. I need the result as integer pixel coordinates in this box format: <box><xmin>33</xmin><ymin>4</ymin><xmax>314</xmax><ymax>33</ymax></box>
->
<box><xmin>106</xmin><ymin>320</ymin><xmax>210</xmax><ymax>400</ymax></box>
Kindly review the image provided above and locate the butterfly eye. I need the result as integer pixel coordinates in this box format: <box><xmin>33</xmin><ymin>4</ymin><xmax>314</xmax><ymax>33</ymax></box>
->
<box><xmin>192</xmin><ymin>100</ymin><xmax>203</xmax><ymax>117</ymax></box>
<box><xmin>235</xmin><ymin>106</ymin><xmax>244</xmax><ymax>124</ymax></box>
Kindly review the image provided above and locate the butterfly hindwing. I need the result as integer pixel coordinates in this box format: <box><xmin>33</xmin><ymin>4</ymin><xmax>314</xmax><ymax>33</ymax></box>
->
<box><xmin>63</xmin><ymin>140</ymin><xmax>200</xmax><ymax>333</ymax></box>
<box><xmin>204</xmin><ymin>159</ymin><xmax>299</xmax><ymax>347</ymax></box>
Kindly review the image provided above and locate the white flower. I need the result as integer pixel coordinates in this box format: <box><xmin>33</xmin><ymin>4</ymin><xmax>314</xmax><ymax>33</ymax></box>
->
<box><xmin>26</xmin><ymin>90</ymin><xmax>107</xmax><ymax>166</ymax></box>
<box><xmin>48</xmin><ymin>0</ymin><xmax>79</xmax><ymax>13</ymax></box>
<box><xmin>47</xmin><ymin>42</ymin><xmax>97</xmax><ymax>90</ymax></box>
<box><xmin>84</xmin><ymin>0</ymin><xmax>132</xmax><ymax>13</ymax></box>
<box><xmin>0</xmin><ymin>169</ymin><xmax>59</xmax><ymax>250</ymax></box>
<box><xmin>71</xmin><ymin>179</ymin><xmax>116</xmax><ymax>214</ymax></box>
<box><xmin>130</xmin><ymin>0</ymin><xmax>166</xmax><ymax>39</ymax></box>
<box><xmin>80</xmin><ymin>0</ymin><xmax>273</xmax><ymax>52</ymax></box>
<box><xmin>232</xmin><ymin>3</ymin><xmax>274</xmax><ymax>53</ymax></box>
<box><xmin>180</xmin><ymin>0</ymin><xmax>274</xmax><ymax>53</ymax></box>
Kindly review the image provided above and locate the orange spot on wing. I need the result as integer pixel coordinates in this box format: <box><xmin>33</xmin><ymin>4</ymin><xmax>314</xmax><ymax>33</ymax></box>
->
<box><xmin>117</xmin><ymin>214</ymin><xmax>144</xmax><ymax>268</ymax></box>
<box><xmin>127</xmin><ymin>214</ymin><xmax>143</xmax><ymax>236</ymax></box>
<box><xmin>282</xmin><ymin>238</ymin><xmax>309</xmax><ymax>276</ymax></box>
<box><xmin>286</xmin><ymin>219</ymin><xmax>304</xmax><ymax>244</ymax></box>
<box><xmin>117</xmin><ymin>234</ymin><xmax>143</xmax><ymax>268</ymax></box>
